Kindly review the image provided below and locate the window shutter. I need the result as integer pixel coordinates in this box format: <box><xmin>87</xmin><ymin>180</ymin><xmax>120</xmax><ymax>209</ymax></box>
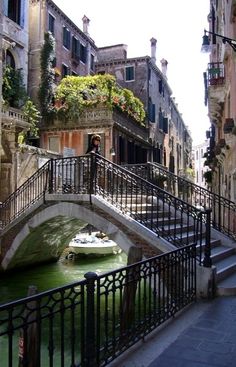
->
<box><xmin>159</xmin><ymin>111</ymin><xmax>163</xmax><ymax>130</ymax></box>
<box><xmin>3</xmin><ymin>0</ymin><xmax>8</xmax><ymax>15</ymax></box>
<box><xmin>152</xmin><ymin>104</ymin><xmax>156</xmax><ymax>122</ymax></box>
<box><xmin>20</xmin><ymin>0</ymin><xmax>25</xmax><ymax>27</ymax></box>
<box><xmin>163</xmin><ymin>117</ymin><xmax>168</xmax><ymax>134</ymax></box>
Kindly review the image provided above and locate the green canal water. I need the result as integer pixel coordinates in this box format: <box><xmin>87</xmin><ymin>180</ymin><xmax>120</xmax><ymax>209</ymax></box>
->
<box><xmin>0</xmin><ymin>252</ymin><xmax>128</xmax><ymax>304</ymax></box>
<box><xmin>0</xmin><ymin>250</ymin><xmax>128</xmax><ymax>365</ymax></box>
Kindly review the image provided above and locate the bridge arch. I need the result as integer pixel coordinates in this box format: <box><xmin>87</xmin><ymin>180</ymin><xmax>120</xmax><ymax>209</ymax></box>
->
<box><xmin>1</xmin><ymin>202</ymin><xmax>135</xmax><ymax>271</ymax></box>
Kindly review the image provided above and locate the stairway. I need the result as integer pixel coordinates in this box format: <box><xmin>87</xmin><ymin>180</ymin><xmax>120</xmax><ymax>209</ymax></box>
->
<box><xmin>126</xmin><ymin>194</ymin><xmax>236</xmax><ymax>296</ymax></box>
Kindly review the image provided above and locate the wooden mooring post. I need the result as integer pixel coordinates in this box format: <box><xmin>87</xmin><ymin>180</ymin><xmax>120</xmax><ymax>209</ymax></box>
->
<box><xmin>121</xmin><ymin>246</ymin><xmax>143</xmax><ymax>333</ymax></box>
<box><xmin>18</xmin><ymin>285</ymin><xmax>40</xmax><ymax>367</ymax></box>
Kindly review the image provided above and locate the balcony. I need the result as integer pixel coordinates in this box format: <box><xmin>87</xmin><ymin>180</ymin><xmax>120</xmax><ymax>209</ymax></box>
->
<box><xmin>206</xmin><ymin>62</ymin><xmax>226</xmax><ymax>124</ymax></box>
<box><xmin>223</xmin><ymin>118</ymin><xmax>235</xmax><ymax>134</ymax></box>
<box><xmin>207</xmin><ymin>62</ymin><xmax>225</xmax><ymax>86</ymax></box>
<box><xmin>1</xmin><ymin>107</ymin><xmax>29</xmax><ymax>130</ymax></box>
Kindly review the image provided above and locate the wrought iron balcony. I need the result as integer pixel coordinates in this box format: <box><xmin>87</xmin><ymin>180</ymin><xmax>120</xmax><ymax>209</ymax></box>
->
<box><xmin>206</xmin><ymin>63</ymin><xmax>226</xmax><ymax>124</ymax></box>
<box><xmin>207</xmin><ymin>62</ymin><xmax>225</xmax><ymax>86</ymax></box>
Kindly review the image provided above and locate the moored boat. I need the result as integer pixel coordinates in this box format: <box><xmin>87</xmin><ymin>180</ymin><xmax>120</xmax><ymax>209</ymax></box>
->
<box><xmin>67</xmin><ymin>232</ymin><xmax>122</xmax><ymax>257</ymax></box>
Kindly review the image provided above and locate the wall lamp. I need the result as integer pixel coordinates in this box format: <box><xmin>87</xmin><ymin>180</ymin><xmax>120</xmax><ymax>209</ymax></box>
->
<box><xmin>110</xmin><ymin>147</ymin><xmax>115</xmax><ymax>156</ymax></box>
<box><xmin>202</xmin><ymin>29</ymin><xmax>236</xmax><ymax>53</ymax></box>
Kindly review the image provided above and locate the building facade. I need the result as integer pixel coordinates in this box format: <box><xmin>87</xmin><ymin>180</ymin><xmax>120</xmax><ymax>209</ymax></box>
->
<box><xmin>0</xmin><ymin>0</ymin><xmax>31</xmax><ymax>201</ymax></box>
<box><xmin>28</xmin><ymin>0</ymin><xmax>97</xmax><ymax>103</ymax></box>
<box><xmin>1</xmin><ymin>0</ymin><xmax>193</xmax><ymax>200</ymax></box>
<box><xmin>193</xmin><ymin>140</ymin><xmax>210</xmax><ymax>193</ymax></box>
<box><xmin>95</xmin><ymin>41</ymin><xmax>192</xmax><ymax>174</ymax></box>
<box><xmin>204</xmin><ymin>0</ymin><xmax>236</xmax><ymax>202</ymax></box>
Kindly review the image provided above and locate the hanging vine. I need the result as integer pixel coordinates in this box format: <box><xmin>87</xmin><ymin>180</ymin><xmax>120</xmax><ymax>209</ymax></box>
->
<box><xmin>38</xmin><ymin>32</ymin><xmax>55</xmax><ymax>118</ymax></box>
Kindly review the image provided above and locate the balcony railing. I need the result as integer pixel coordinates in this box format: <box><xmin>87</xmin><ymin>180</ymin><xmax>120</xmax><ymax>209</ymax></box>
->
<box><xmin>1</xmin><ymin>107</ymin><xmax>29</xmax><ymax>129</ymax></box>
<box><xmin>207</xmin><ymin>62</ymin><xmax>225</xmax><ymax>86</ymax></box>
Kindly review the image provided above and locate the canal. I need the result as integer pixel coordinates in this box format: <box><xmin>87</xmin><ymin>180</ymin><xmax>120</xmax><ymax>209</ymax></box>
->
<box><xmin>0</xmin><ymin>252</ymin><xmax>128</xmax><ymax>304</ymax></box>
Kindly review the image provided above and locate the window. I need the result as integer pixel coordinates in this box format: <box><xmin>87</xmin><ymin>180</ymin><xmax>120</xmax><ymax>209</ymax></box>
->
<box><xmin>48</xmin><ymin>14</ymin><xmax>55</xmax><ymax>35</ymax></box>
<box><xmin>196</xmin><ymin>151</ymin><xmax>198</xmax><ymax>160</ymax></box>
<box><xmin>63</xmin><ymin>27</ymin><xmax>71</xmax><ymax>49</ymax></box>
<box><xmin>125</xmin><ymin>66</ymin><xmax>134</xmax><ymax>81</ymax></box>
<box><xmin>72</xmin><ymin>36</ymin><xmax>80</xmax><ymax>61</ymax></box>
<box><xmin>6</xmin><ymin>50</ymin><xmax>15</xmax><ymax>68</ymax></box>
<box><xmin>48</xmin><ymin>137</ymin><xmax>59</xmax><ymax>152</ymax></box>
<box><xmin>148</xmin><ymin>98</ymin><xmax>155</xmax><ymax>123</ymax></box>
<box><xmin>163</xmin><ymin>117</ymin><xmax>168</xmax><ymax>134</ymax></box>
<box><xmin>62</xmin><ymin>64</ymin><xmax>70</xmax><ymax>78</ymax></box>
<box><xmin>201</xmin><ymin>148</ymin><xmax>204</xmax><ymax>158</ymax></box>
<box><xmin>80</xmin><ymin>43</ymin><xmax>87</xmax><ymax>63</ymax></box>
<box><xmin>159</xmin><ymin>109</ymin><xmax>164</xmax><ymax>130</ymax></box>
<box><xmin>90</xmin><ymin>54</ymin><xmax>95</xmax><ymax>71</ymax></box>
<box><xmin>7</xmin><ymin>0</ymin><xmax>21</xmax><ymax>25</ymax></box>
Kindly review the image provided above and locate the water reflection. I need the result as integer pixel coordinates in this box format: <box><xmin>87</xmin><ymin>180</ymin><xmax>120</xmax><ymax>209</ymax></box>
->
<box><xmin>0</xmin><ymin>252</ymin><xmax>127</xmax><ymax>304</ymax></box>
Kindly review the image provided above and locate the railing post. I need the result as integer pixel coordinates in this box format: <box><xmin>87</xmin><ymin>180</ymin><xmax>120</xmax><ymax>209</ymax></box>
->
<box><xmin>84</xmin><ymin>271</ymin><xmax>97</xmax><ymax>367</ymax></box>
<box><xmin>203</xmin><ymin>208</ymin><xmax>212</xmax><ymax>267</ymax></box>
<box><xmin>89</xmin><ymin>153</ymin><xmax>97</xmax><ymax>204</ymax></box>
<box><xmin>48</xmin><ymin>159</ymin><xmax>54</xmax><ymax>194</ymax></box>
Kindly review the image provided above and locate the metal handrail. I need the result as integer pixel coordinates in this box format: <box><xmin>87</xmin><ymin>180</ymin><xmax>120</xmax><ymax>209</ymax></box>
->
<box><xmin>0</xmin><ymin>161</ymin><xmax>50</xmax><ymax>229</ymax></box>
<box><xmin>0</xmin><ymin>155</ymin><xmax>210</xmax><ymax>265</ymax></box>
<box><xmin>122</xmin><ymin>161</ymin><xmax>236</xmax><ymax>241</ymax></box>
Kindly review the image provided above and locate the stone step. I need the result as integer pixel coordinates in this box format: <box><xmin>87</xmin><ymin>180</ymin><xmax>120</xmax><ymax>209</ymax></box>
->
<box><xmin>217</xmin><ymin>272</ymin><xmax>236</xmax><ymax>296</ymax></box>
<box><xmin>211</xmin><ymin>246</ymin><xmax>235</xmax><ymax>264</ymax></box>
<box><xmin>215</xmin><ymin>254</ymin><xmax>236</xmax><ymax>283</ymax></box>
<box><xmin>145</xmin><ymin>222</ymin><xmax>195</xmax><ymax>235</ymax></box>
<box><xmin>145</xmin><ymin>217</ymin><xmax>182</xmax><ymax>225</ymax></box>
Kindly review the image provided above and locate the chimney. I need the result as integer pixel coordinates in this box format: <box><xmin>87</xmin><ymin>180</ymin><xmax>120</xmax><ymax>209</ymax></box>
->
<box><xmin>82</xmin><ymin>15</ymin><xmax>90</xmax><ymax>35</ymax></box>
<box><xmin>160</xmin><ymin>58</ymin><xmax>168</xmax><ymax>78</ymax></box>
<box><xmin>150</xmin><ymin>37</ymin><xmax>157</xmax><ymax>63</ymax></box>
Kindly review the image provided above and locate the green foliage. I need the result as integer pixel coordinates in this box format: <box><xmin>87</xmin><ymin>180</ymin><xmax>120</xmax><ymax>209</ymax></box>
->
<box><xmin>54</xmin><ymin>74</ymin><xmax>146</xmax><ymax>125</ymax></box>
<box><xmin>18</xmin><ymin>100</ymin><xmax>40</xmax><ymax>144</ymax></box>
<box><xmin>2</xmin><ymin>66</ymin><xmax>27</xmax><ymax>108</ymax></box>
<box><xmin>38</xmin><ymin>32</ymin><xmax>55</xmax><ymax>116</ymax></box>
<box><xmin>22</xmin><ymin>99</ymin><xmax>40</xmax><ymax>136</ymax></box>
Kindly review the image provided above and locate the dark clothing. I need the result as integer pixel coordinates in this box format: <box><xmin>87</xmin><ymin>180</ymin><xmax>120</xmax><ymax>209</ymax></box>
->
<box><xmin>86</xmin><ymin>144</ymin><xmax>101</xmax><ymax>154</ymax></box>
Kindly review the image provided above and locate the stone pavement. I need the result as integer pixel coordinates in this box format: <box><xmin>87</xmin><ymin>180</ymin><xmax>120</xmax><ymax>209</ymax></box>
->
<box><xmin>109</xmin><ymin>296</ymin><xmax>236</xmax><ymax>367</ymax></box>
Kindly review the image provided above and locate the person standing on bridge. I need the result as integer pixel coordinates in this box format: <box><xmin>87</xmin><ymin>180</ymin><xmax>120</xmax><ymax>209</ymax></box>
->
<box><xmin>86</xmin><ymin>134</ymin><xmax>101</xmax><ymax>154</ymax></box>
<box><xmin>86</xmin><ymin>134</ymin><xmax>104</xmax><ymax>191</ymax></box>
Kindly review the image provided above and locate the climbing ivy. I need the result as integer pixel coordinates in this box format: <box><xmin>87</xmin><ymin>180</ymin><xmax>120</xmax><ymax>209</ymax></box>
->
<box><xmin>2</xmin><ymin>66</ymin><xmax>27</xmax><ymax>108</ymax></box>
<box><xmin>38</xmin><ymin>32</ymin><xmax>55</xmax><ymax>117</ymax></box>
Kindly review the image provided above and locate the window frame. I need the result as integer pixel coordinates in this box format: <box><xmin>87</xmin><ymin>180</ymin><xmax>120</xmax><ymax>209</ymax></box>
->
<box><xmin>48</xmin><ymin>13</ymin><xmax>55</xmax><ymax>35</ymax></box>
<box><xmin>125</xmin><ymin>66</ymin><xmax>135</xmax><ymax>82</ymax></box>
<box><xmin>63</xmin><ymin>26</ymin><xmax>71</xmax><ymax>50</ymax></box>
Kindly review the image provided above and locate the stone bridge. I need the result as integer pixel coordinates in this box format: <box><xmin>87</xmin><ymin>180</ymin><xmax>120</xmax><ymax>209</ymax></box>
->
<box><xmin>0</xmin><ymin>193</ymin><xmax>175</xmax><ymax>272</ymax></box>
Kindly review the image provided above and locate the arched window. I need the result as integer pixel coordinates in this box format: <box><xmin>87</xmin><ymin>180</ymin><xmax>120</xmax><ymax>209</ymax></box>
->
<box><xmin>6</xmin><ymin>50</ymin><xmax>15</xmax><ymax>69</ymax></box>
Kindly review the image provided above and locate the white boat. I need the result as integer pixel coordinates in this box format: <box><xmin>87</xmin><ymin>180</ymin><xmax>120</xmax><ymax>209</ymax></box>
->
<box><xmin>67</xmin><ymin>232</ymin><xmax>122</xmax><ymax>256</ymax></box>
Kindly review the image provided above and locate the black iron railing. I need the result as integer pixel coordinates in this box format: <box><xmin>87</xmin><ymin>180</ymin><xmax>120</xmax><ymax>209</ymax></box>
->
<box><xmin>0</xmin><ymin>244</ymin><xmax>196</xmax><ymax>367</ymax></box>
<box><xmin>0</xmin><ymin>156</ymin><xmax>91</xmax><ymax>229</ymax></box>
<box><xmin>122</xmin><ymin>162</ymin><xmax>236</xmax><ymax>241</ymax></box>
<box><xmin>0</xmin><ymin>154</ymin><xmax>211</xmax><ymax>265</ymax></box>
<box><xmin>0</xmin><ymin>161</ymin><xmax>50</xmax><ymax>229</ymax></box>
